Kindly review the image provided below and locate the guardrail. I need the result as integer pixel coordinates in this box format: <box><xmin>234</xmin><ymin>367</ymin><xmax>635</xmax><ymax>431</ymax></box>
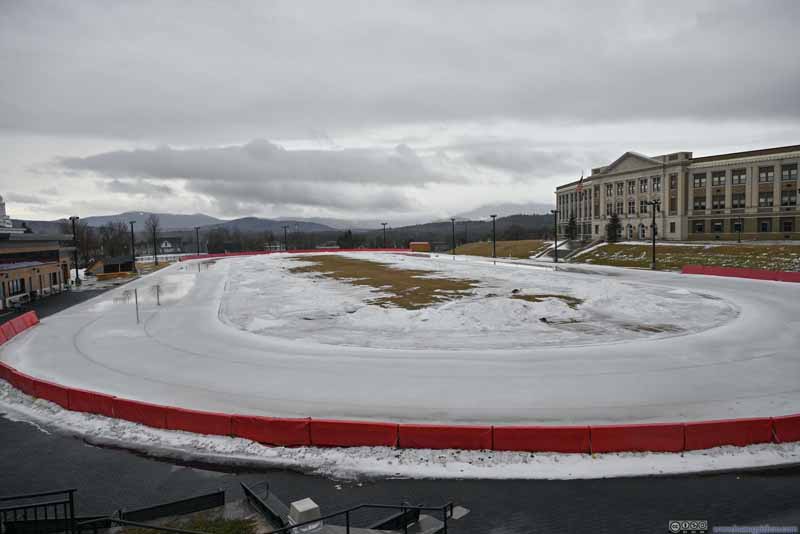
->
<box><xmin>2</xmin><ymin>308</ymin><xmax>800</xmax><ymax>455</ymax></box>
<box><xmin>0</xmin><ymin>488</ymin><xmax>76</xmax><ymax>534</ymax></box>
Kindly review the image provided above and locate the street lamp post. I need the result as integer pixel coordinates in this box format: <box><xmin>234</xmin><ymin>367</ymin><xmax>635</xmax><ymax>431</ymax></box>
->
<box><xmin>129</xmin><ymin>221</ymin><xmax>136</xmax><ymax>270</ymax></box>
<box><xmin>450</xmin><ymin>217</ymin><xmax>456</xmax><ymax>259</ymax></box>
<box><xmin>550</xmin><ymin>209</ymin><xmax>559</xmax><ymax>263</ymax></box>
<box><xmin>69</xmin><ymin>215</ymin><xmax>80</xmax><ymax>283</ymax></box>
<box><xmin>490</xmin><ymin>214</ymin><xmax>497</xmax><ymax>263</ymax></box>
<box><xmin>381</xmin><ymin>222</ymin><xmax>387</xmax><ymax>248</ymax></box>
<box><xmin>282</xmin><ymin>225</ymin><xmax>289</xmax><ymax>251</ymax></box>
<box><xmin>737</xmin><ymin>217</ymin><xmax>743</xmax><ymax>243</ymax></box>
<box><xmin>195</xmin><ymin>226</ymin><xmax>200</xmax><ymax>255</ymax></box>
<box><xmin>464</xmin><ymin>220</ymin><xmax>468</xmax><ymax>244</ymax></box>
<box><xmin>645</xmin><ymin>199</ymin><xmax>661</xmax><ymax>270</ymax></box>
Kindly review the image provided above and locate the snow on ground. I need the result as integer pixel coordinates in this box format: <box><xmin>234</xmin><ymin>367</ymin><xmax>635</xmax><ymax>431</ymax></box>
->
<box><xmin>2</xmin><ymin>380</ymin><xmax>798</xmax><ymax>480</ymax></box>
<box><xmin>1</xmin><ymin>252</ymin><xmax>799</xmax><ymax>427</ymax></box>
<box><xmin>221</xmin><ymin>252</ymin><xmax>736</xmax><ymax>350</ymax></box>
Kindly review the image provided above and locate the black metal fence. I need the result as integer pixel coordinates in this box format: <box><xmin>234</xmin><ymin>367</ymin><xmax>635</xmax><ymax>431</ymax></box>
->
<box><xmin>0</xmin><ymin>489</ymin><xmax>76</xmax><ymax>534</ymax></box>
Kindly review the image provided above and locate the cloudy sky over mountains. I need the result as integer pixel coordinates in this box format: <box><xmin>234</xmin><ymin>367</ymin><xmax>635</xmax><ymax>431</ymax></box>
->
<box><xmin>2</xmin><ymin>0</ymin><xmax>799</xmax><ymax>223</ymax></box>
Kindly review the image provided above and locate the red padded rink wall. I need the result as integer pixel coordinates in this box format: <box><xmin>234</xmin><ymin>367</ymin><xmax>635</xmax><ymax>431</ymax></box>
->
<box><xmin>2</xmin><ymin>305</ymin><xmax>800</xmax><ymax>454</ymax></box>
<box><xmin>682</xmin><ymin>264</ymin><xmax>800</xmax><ymax>283</ymax></box>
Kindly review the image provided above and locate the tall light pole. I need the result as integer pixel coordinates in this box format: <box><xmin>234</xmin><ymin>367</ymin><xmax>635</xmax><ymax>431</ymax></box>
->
<box><xmin>69</xmin><ymin>215</ymin><xmax>80</xmax><ymax>283</ymax></box>
<box><xmin>737</xmin><ymin>217</ymin><xmax>743</xmax><ymax>243</ymax></box>
<box><xmin>464</xmin><ymin>220</ymin><xmax>469</xmax><ymax>244</ymax></box>
<box><xmin>490</xmin><ymin>214</ymin><xmax>497</xmax><ymax>263</ymax></box>
<box><xmin>450</xmin><ymin>217</ymin><xmax>456</xmax><ymax>259</ymax></box>
<box><xmin>645</xmin><ymin>199</ymin><xmax>661</xmax><ymax>270</ymax></box>
<box><xmin>381</xmin><ymin>222</ymin><xmax>387</xmax><ymax>248</ymax></box>
<box><xmin>550</xmin><ymin>209</ymin><xmax>559</xmax><ymax>263</ymax></box>
<box><xmin>282</xmin><ymin>224</ymin><xmax>289</xmax><ymax>251</ymax></box>
<box><xmin>195</xmin><ymin>226</ymin><xmax>200</xmax><ymax>255</ymax></box>
<box><xmin>129</xmin><ymin>220</ymin><xmax>136</xmax><ymax>269</ymax></box>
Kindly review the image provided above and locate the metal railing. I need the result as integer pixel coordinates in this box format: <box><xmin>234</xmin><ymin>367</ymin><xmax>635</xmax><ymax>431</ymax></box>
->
<box><xmin>0</xmin><ymin>489</ymin><xmax>76</xmax><ymax>534</ymax></box>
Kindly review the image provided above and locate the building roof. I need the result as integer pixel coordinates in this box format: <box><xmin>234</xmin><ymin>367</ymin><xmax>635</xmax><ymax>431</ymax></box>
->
<box><xmin>101</xmin><ymin>255</ymin><xmax>136</xmax><ymax>266</ymax></box>
<box><xmin>691</xmin><ymin>144</ymin><xmax>800</xmax><ymax>164</ymax></box>
<box><xmin>0</xmin><ymin>261</ymin><xmax>54</xmax><ymax>272</ymax></box>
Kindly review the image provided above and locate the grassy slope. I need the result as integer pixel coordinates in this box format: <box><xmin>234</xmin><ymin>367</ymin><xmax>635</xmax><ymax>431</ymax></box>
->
<box><xmin>453</xmin><ymin>239</ymin><xmax>547</xmax><ymax>259</ymax></box>
<box><xmin>575</xmin><ymin>243</ymin><xmax>800</xmax><ymax>271</ymax></box>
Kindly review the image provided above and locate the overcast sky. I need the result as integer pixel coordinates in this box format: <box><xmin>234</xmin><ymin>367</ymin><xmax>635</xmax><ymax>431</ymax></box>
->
<box><xmin>2</xmin><ymin>0</ymin><xmax>799</xmax><ymax>224</ymax></box>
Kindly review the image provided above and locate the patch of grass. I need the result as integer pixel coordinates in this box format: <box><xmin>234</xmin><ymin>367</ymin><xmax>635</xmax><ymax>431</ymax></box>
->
<box><xmin>289</xmin><ymin>255</ymin><xmax>478</xmax><ymax>310</ymax></box>
<box><xmin>453</xmin><ymin>239</ymin><xmax>547</xmax><ymax>259</ymax></box>
<box><xmin>576</xmin><ymin>243</ymin><xmax>800</xmax><ymax>271</ymax></box>
<box><xmin>511</xmin><ymin>293</ymin><xmax>583</xmax><ymax>309</ymax></box>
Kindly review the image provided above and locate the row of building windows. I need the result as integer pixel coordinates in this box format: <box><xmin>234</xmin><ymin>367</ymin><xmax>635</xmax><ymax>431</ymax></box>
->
<box><xmin>693</xmin><ymin>191</ymin><xmax>798</xmax><ymax>210</ymax></box>
<box><xmin>693</xmin><ymin>164</ymin><xmax>797</xmax><ymax>188</ymax></box>
<box><xmin>693</xmin><ymin>219</ymin><xmax>795</xmax><ymax>234</ymax></box>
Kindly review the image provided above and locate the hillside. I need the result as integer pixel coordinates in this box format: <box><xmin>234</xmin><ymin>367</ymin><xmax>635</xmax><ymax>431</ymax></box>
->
<box><xmin>82</xmin><ymin>212</ymin><xmax>223</xmax><ymax>230</ymax></box>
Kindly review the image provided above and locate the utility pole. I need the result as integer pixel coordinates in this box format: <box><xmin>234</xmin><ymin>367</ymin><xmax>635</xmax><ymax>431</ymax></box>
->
<box><xmin>450</xmin><ymin>217</ymin><xmax>456</xmax><ymax>259</ymax></box>
<box><xmin>550</xmin><ymin>209</ymin><xmax>559</xmax><ymax>263</ymax></box>
<box><xmin>381</xmin><ymin>222</ymin><xmax>387</xmax><ymax>248</ymax></box>
<box><xmin>464</xmin><ymin>220</ymin><xmax>469</xmax><ymax>244</ymax></box>
<box><xmin>490</xmin><ymin>214</ymin><xmax>497</xmax><ymax>263</ymax></box>
<box><xmin>282</xmin><ymin>224</ymin><xmax>289</xmax><ymax>251</ymax></box>
<box><xmin>129</xmin><ymin>221</ymin><xmax>136</xmax><ymax>271</ymax></box>
<box><xmin>69</xmin><ymin>215</ymin><xmax>80</xmax><ymax>283</ymax></box>
<box><xmin>152</xmin><ymin>226</ymin><xmax>158</xmax><ymax>266</ymax></box>
<box><xmin>195</xmin><ymin>226</ymin><xmax>200</xmax><ymax>255</ymax></box>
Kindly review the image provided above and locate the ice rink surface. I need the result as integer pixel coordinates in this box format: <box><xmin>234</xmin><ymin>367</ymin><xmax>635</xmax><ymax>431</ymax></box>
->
<box><xmin>2</xmin><ymin>252</ymin><xmax>799</xmax><ymax>425</ymax></box>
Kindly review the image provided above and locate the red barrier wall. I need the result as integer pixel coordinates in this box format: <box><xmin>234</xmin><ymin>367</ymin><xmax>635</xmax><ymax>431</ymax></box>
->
<box><xmin>165</xmin><ymin>407</ymin><xmax>232</xmax><ymax>436</ymax></box>
<box><xmin>771</xmin><ymin>415</ymin><xmax>800</xmax><ymax>444</ymax></box>
<box><xmin>112</xmin><ymin>398</ymin><xmax>168</xmax><ymax>429</ymax></box>
<box><xmin>178</xmin><ymin>248</ymin><xmax>411</xmax><ymax>262</ymax></box>
<box><xmin>682</xmin><ymin>265</ymin><xmax>800</xmax><ymax>283</ymax></box>
<box><xmin>231</xmin><ymin>415</ymin><xmax>311</xmax><ymax>446</ymax></box>
<box><xmin>32</xmin><ymin>379</ymin><xmax>71</xmax><ymax>408</ymax></box>
<box><xmin>0</xmin><ymin>322</ymin><xmax>16</xmax><ymax>340</ymax></box>
<box><xmin>493</xmin><ymin>425</ymin><xmax>591</xmax><ymax>453</ymax></box>
<box><xmin>398</xmin><ymin>424</ymin><xmax>493</xmax><ymax>450</ymax></box>
<box><xmin>685</xmin><ymin>417</ymin><xmax>773</xmax><ymax>450</ymax></box>
<box><xmin>7</xmin><ymin>369</ymin><xmax>36</xmax><ymax>396</ymax></box>
<box><xmin>67</xmin><ymin>388</ymin><xmax>116</xmax><ymax>417</ymax></box>
<box><xmin>309</xmin><ymin>419</ymin><xmax>398</xmax><ymax>447</ymax></box>
<box><xmin>0</xmin><ymin>362</ymin><xmax>11</xmax><ymax>382</ymax></box>
<box><xmin>0</xmin><ymin>330</ymin><xmax>7</xmax><ymax>345</ymax></box>
<box><xmin>591</xmin><ymin>423</ymin><xmax>685</xmax><ymax>453</ymax></box>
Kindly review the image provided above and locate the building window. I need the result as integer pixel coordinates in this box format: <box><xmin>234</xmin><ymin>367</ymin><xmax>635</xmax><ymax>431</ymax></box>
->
<box><xmin>731</xmin><ymin>169</ymin><xmax>747</xmax><ymax>185</ymax></box>
<box><xmin>711</xmin><ymin>171</ymin><xmax>726</xmax><ymax>186</ymax></box>
<box><xmin>606</xmin><ymin>203</ymin><xmax>612</xmax><ymax>216</ymax></box>
<box><xmin>783</xmin><ymin>219</ymin><xmax>795</xmax><ymax>233</ymax></box>
<box><xmin>606</xmin><ymin>184</ymin><xmax>613</xmax><ymax>196</ymax></box>
<box><xmin>782</xmin><ymin>163</ymin><xmax>798</xmax><ymax>181</ymax></box>
<box><xmin>669</xmin><ymin>196</ymin><xmax>676</xmax><ymax>213</ymax></box>
<box><xmin>669</xmin><ymin>174</ymin><xmax>678</xmax><ymax>190</ymax></box>
<box><xmin>693</xmin><ymin>173</ymin><xmax>707</xmax><ymax>188</ymax></box>
<box><xmin>669</xmin><ymin>221</ymin><xmax>676</xmax><ymax>233</ymax></box>
<box><xmin>693</xmin><ymin>197</ymin><xmax>707</xmax><ymax>210</ymax></box>
<box><xmin>594</xmin><ymin>225</ymin><xmax>599</xmax><ymax>234</ymax></box>
<box><xmin>640</xmin><ymin>200</ymin><xmax>648</xmax><ymax>213</ymax></box>
<box><xmin>711</xmin><ymin>220</ymin><xmax>724</xmax><ymax>233</ymax></box>
<box><xmin>616</xmin><ymin>182</ymin><xmax>624</xmax><ymax>196</ymax></box>
<box><xmin>732</xmin><ymin>192</ymin><xmax>746</xmax><ymax>209</ymax></box>
<box><xmin>639</xmin><ymin>178</ymin><xmax>648</xmax><ymax>193</ymax></box>
<box><xmin>712</xmin><ymin>194</ymin><xmax>725</xmax><ymax>210</ymax></box>
<box><xmin>616</xmin><ymin>201</ymin><xmax>623</xmax><ymax>215</ymax></box>
<box><xmin>8</xmin><ymin>278</ymin><xmax>26</xmax><ymax>296</ymax></box>
<box><xmin>652</xmin><ymin>176</ymin><xmax>661</xmax><ymax>192</ymax></box>
<box><xmin>733</xmin><ymin>220</ymin><xmax>743</xmax><ymax>233</ymax></box>
<box><xmin>759</xmin><ymin>191</ymin><xmax>774</xmax><ymax>207</ymax></box>
<box><xmin>759</xmin><ymin>219</ymin><xmax>772</xmax><ymax>232</ymax></box>
<box><xmin>628</xmin><ymin>200</ymin><xmax>636</xmax><ymax>214</ymax></box>
<box><xmin>781</xmin><ymin>190</ymin><xmax>797</xmax><ymax>206</ymax></box>
<box><xmin>758</xmin><ymin>166</ymin><xmax>775</xmax><ymax>183</ymax></box>
<box><xmin>693</xmin><ymin>221</ymin><xmax>705</xmax><ymax>233</ymax></box>
<box><xmin>627</xmin><ymin>181</ymin><xmax>635</xmax><ymax>194</ymax></box>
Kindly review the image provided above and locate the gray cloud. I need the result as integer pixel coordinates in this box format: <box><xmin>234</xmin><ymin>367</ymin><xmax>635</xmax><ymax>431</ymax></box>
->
<box><xmin>462</xmin><ymin>145</ymin><xmax>584</xmax><ymax>176</ymax></box>
<box><xmin>1</xmin><ymin>1</ymin><xmax>798</xmax><ymax>141</ymax></box>
<box><xmin>104</xmin><ymin>179</ymin><xmax>174</xmax><ymax>196</ymax></box>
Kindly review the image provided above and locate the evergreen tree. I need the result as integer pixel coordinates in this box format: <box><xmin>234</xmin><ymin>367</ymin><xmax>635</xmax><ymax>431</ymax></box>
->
<box><xmin>607</xmin><ymin>212</ymin><xmax>621</xmax><ymax>243</ymax></box>
<box><xmin>566</xmin><ymin>214</ymin><xmax>577</xmax><ymax>240</ymax></box>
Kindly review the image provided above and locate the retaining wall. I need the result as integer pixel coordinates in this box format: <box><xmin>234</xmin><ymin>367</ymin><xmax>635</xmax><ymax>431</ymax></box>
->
<box><xmin>682</xmin><ymin>265</ymin><xmax>800</xmax><ymax>283</ymax></box>
<box><xmin>2</xmin><ymin>311</ymin><xmax>798</xmax><ymax>454</ymax></box>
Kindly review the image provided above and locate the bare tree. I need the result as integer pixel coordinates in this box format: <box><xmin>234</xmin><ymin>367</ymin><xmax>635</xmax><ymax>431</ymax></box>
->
<box><xmin>144</xmin><ymin>214</ymin><xmax>161</xmax><ymax>265</ymax></box>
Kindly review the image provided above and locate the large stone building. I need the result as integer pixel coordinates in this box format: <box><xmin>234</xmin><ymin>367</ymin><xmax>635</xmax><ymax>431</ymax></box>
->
<box><xmin>0</xmin><ymin>195</ymin><xmax>74</xmax><ymax>311</ymax></box>
<box><xmin>555</xmin><ymin>144</ymin><xmax>800</xmax><ymax>241</ymax></box>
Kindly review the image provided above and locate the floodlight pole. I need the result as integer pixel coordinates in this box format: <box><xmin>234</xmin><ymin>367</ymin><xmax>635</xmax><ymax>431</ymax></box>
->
<box><xmin>282</xmin><ymin>225</ymin><xmax>289</xmax><ymax>251</ymax></box>
<box><xmin>490</xmin><ymin>214</ymin><xmax>497</xmax><ymax>264</ymax></box>
<box><xmin>738</xmin><ymin>217</ymin><xmax>743</xmax><ymax>243</ymax></box>
<box><xmin>450</xmin><ymin>217</ymin><xmax>456</xmax><ymax>259</ymax></box>
<box><xmin>381</xmin><ymin>222</ymin><xmax>387</xmax><ymax>248</ymax></box>
<box><xmin>129</xmin><ymin>221</ymin><xmax>136</xmax><ymax>269</ymax></box>
<box><xmin>646</xmin><ymin>199</ymin><xmax>660</xmax><ymax>270</ymax></box>
<box><xmin>69</xmin><ymin>216</ymin><xmax>80</xmax><ymax>283</ymax></box>
<box><xmin>550</xmin><ymin>209</ymin><xmax>559</xmax><ymax>263</ymax></box>
<box><xmin>195</xmin><ymin>226</ymin><xmax>200</xmax><ymax>255</ymax></box>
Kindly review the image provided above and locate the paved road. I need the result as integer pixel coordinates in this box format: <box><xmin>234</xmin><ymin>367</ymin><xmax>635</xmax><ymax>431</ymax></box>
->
<box><xmin>2</xmin><ymin>275</ymin><xmax>800</xmax><ymax>532</ymax></box>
